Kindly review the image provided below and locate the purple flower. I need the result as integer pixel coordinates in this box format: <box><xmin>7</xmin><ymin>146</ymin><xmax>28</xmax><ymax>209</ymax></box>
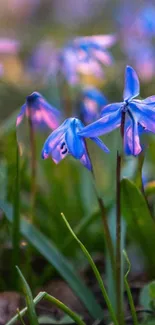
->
<box><xmin>59</xmin><ymin>34</ymin><xmax>116</xmax><ymax>85</ymax></box>
<box><xmin>42</xmin><ymin>117</ymin><xmax>109</xmax><ymax>170</ymax></box>
<box><xmin>80</xmin><ymin>87</ymin><xmax>107</xmax><ymax>124</ymax></box>
<box><xmin>0</xmin><ymin>38</ymin><xmax>20</xmax><ymax>54</ymax></box>
<box><xmin>78</xmin><ymin>66</ymin><xmax>155</xmax><ymax>156</ymax></box>
<box><xmin>16</xmin><ymin>92</ymin><xmax>61</xmax><ymax>130</ymax></box>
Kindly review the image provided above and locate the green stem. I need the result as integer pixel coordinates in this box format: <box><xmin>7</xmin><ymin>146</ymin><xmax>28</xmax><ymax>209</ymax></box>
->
<box><xmin>61</xmin><ymin>213</ymin><xmax>119</xmax><ymax>325</ymax></box>
<box><xmin>12</xmin><ymin>144</ymin><xmax>20</xmax><ymax>289</ymax></box>
<box><xmin>116</xmin><ymin>152</ymin><xmax>124</xmax><ymax>325</ymax></box>
<box><xmin>28</xmin><ymin>112</ymin><xmax>36</xmax><ymax>223</ymax></box>
<box><xmin>123</xmin><ymin>250</ymin><xmax>138</xmax><ymax>325</ymax></box>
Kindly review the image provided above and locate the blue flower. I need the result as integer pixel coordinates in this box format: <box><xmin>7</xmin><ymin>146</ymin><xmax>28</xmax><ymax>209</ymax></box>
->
<box><xmin>59</xmin><ymin>34</ymin><xmax>116</xmax><ymax>85</ymax></box>
<box><xmin>80</xmin><ymin>87</ymin><xmax>107</xmax><ymax>124</ymax></box>
<box><xmin>16</xmin><ymin>92</ymin><xmax>61</xmax><ymax>130</ymax></box>
<box><xmin>41</xmin><ymin>117</ymin><xmax>109</xmax><ymax>170</ymax></box>
<box><xmin>78</xmin><ymin>66</ymin><xmax>155</xmax><ymax>156</ymax></box>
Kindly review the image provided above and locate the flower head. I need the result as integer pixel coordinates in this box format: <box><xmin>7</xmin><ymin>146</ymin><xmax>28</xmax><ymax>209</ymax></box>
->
<box><xmin>16</xmin><ymin>92</ymin><xmax>61</xmax><ymax>130</ymax></box>
<box><xmin>80</xmin><ymin>87</ymin><xmax>107</xmax><ymax>124</ymax></box>
<box><xmin>42</xmin><ymin>117</ymin><xmax>109</xmax><ymax>170</ymax></box>
<box><xmin>59</xmin><ymin>34</ymin><xmax>116</xmax><ymax>85</ymax></box>
<box><xmin>79</xmin><ymin>66</ymin><xmax>155</xmax><ymax>156</ymax></box>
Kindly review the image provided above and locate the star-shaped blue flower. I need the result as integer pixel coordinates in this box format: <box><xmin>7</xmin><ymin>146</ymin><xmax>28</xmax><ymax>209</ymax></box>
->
<box><xmin>80</xmin><ymin>87</ymin><xmax>107</xmax><ymax>124</ymax></box>
<box><xmin>78</xmin><ymin>66</ymin><xmax>155</xmax><ymax>156</ymax></box>
<box><xmin>59</xmin><ymin>34</ymin><xmax>116</xmax><ymax>85</ymax></box>
<box><xmin>16</xmin><ymin>92</ymin><xmax>61</xmax><ymax>130</ymax></box>
<box><xmin>41</xmin><ymin>117</ymin><xmax>109</xmax><ymax>170</ymax></box>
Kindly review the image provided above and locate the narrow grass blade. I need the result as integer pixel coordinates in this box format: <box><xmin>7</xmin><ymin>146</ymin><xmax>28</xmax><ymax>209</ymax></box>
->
<box><xmin>0</xmin><ymin>200</ymin><xmax>104</xmax><ymax>320</ymax></box>
<box><xmin>61</xmin><ymin>213</ymin><xmax>119</xmax><ymax>325</ymax></box>
<box><xmin>17</xmin><ymin>309</ymin><xmax>26</xmax><ymax>325</ymax></box>
<box><xmin>7</xmin><ymin>291</ymin><xmax>86</xmax><ymax>325</ymax></box>
<box><xmin>12</xmin><ymin>145</ymin><xmax>20</xmax><ymax>289</ymax></box>
<box><xmin>16</xmin><ymin>266</ymin><xmax>39</xmax><ymax>325</ymax></box>
<box><xmin>6</xmin><ymin>292</ymin><xmax>45</xmax><ymax>325</ymax></box>
<box><xmin>44</xmin><ymin>293</ymin><xmax>85</xmax><ymax>325</ymax></box>
<box><xmin>123</xmin><ymin>250</ymin><xmax>138</xmax><ymax>325</ymax></box>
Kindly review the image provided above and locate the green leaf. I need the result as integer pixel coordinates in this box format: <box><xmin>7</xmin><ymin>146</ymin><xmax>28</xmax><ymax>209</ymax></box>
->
<box><xmin>16</xmin><ymin>266</ymin><xmax>39</xmax><ymax>325</ymax></box>
<box><xmin>0</xmin><ymin>200</ymin><xmax>104</xmax><ymax>321</ymax></box>
<box><xmin>121</xmin><ymin>178</ymin><xmax>155</xmax><ymax>269</ymax></box>
<box><xmin>38</xmin><ymin>315</ymin><xmax>74</xmax><ymax>324</ymax></box>
<box><xmin>61</xmin><ymin>213</ymin><xmax>119</xmax><ymax>325</ymax></box>
<box><xmin>140</xmin><ymin>281</ymin><xmax>155</xmax><ymax>310</ymax></box>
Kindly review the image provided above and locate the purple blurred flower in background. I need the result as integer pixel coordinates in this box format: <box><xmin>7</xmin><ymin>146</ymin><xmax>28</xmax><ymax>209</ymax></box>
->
<box><xmin>52</xmin><ymin>0</ymin><xmax>107</xmax><ymax>27</ymax></box>
<box><xmin>16</xmin><ymin>92</ymin><xmax>61</xmax><ymax>130</ymax></box>
<box><xmin>0</xmin><ymin>38</ymin><xmax>20</xmax><ymax>54</ymax></box>
<box><xmin>59</xmin><ymin>34</ymin><xmax>116</xmax><ymax>85</ymax></box>
<box><xmin>80</xmin><ymin>87</ymin><xmax>107</xmax><ymax>124</ymax></box>
<box><xmin>123</xmin><ymin>40</ymin><xmax>155</xmax><ymax>82</ymax></box>
<box><xmin>117</xmin><ymin>2</ymin><xmax>155</xmax><ymax>82</ymax></box>
<box><xmin>27</xmin><ymin>40</ymin><xmax>58</xmax><ymax>79</ymax></box>
<box><xmin>42</xmin><ymin>117</ymin><xmax>109</xmax><ymax>170</ymax></box>
<box><xmin>79</xmin><ymin>66</ymin><xmax>155</xmax><ymax>156</ymax></box>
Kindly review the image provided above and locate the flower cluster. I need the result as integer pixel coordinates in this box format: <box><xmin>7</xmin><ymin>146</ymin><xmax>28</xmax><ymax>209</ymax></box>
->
<box><xmin>27</xmin><ymin>34</ymin><xmax>116</xmax><ymax>85</ymax></box>
<box><xmin>59</xmin><ymin>34</ymin><xmax>116</xmax><ymax>85</ymax></box>
<box><xmin>16</xmin><ymin>35</ymin><xmax>155</xmax><ymax>170</ymax></box>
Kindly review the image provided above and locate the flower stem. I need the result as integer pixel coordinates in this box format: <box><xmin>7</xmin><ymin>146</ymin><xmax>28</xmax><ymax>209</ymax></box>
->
<box><xmin>28</xmin><ymin>112</ymin><xmax>36</xmax><ymax>223</ymax></box>
<box><xmin>90</xmin><ymin>162</ymin><xmax>115</xmax><ymax>275</ymax></box>
<box><xmin>116</xmin><ymin>152</ymin><xmax>123</xmax><ymax>324</ymax></box>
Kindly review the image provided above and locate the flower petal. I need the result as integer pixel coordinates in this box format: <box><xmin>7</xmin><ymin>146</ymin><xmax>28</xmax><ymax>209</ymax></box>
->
<box><xmin>65</xmin><ymin>119</ymin><xmax>85</xmax><ymax>159</ymax></box>
<box><xmin>101</xmin><ymin>102</ymin><xmax>122</xmax><ymax>116</ymax></box>
<box><xmin>90</xmin><ymin>137</ymin><xmax>110</xmax><ymax>153</ymax></box>
<box><xmin>129</xmin><ymin>101</ymin><xmax>155</xmax><ymax>133</ymax></box>
<box><xmin>41</xmin><ymin>119</ymin><xmax>70</xmax><ymax>159</ymax></box>
<box><xmin>141</xmin><ymin>95</ymin><xmax>155</xmax><ymax>107</ymax></box>
<box><xmin>92</xmin><ymin>49</ymin><xmax>113</xmax><ymax>66</ymax></box>
<box><xmin>79</xmin><ymin>108</ymin><xmax>121</xmax><ymax>137</ymax></box>
<box><xmin>124</xmin><ymin>118</ymin><xmax>142</xmax><ymax>156</ymax></box>
<box><xmin>16</xmin><ymin>104</ymin><xmax>26</xmax><ymax>126</ymax></box>
<box><xmin>80</xmin><ymin>152</ymin><xmax>92</xmax><ymax>170</ymax></box>
<box><xmin>75</xmin><ymin>35</ymin><xmax>116</xmax><ymax>48</ymax></box>
<box><xmin>123</xmin><ymin>66</ymin><xmax>140</xmax><ymax>102</ymax></box>
<box><xmin>27</xmin><ymin>92</ymin><xmax>61</xmax><ymax>130</ymax></box>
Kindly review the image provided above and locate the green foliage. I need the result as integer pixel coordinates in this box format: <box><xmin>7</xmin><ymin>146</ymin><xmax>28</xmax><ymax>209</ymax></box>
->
<box><xmin>16</xmin><ymin>266</ymin><xmax>39</xmax><ymax>325</ymax></box>
<box><xmin>0</xmin><ymin>199</ymin><xmax>104</xmax><ymax>320</ymax></box>
<box><xmin>121</xmin><ymin>178</ymin><xmax>155</xmax><ymax>270</ymax></box>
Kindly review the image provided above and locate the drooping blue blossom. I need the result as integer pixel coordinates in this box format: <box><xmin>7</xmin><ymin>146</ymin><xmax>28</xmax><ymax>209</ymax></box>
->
<box><xmin>80</xmin><ymin>87</ymin><xmax>107</xmax><ymax>124</ymax></box>
<box><xmin>42</xmin><ymin>117</ymin><xmax>109</xmax><ymax>170</ymax></box>
<box><xmin>78</xmin><ymin>66</ymin><xmax>155</xmax><ymax>156</ymax></box>
<box><xmin>58</xmin><ymin>34</ymin><xmax>116</xmax><ymax>85</ymax></box>
<box><xmin>16</xmin><ymin>92</ymin><xmax>61</xmax><ymax>130</ymax></box>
